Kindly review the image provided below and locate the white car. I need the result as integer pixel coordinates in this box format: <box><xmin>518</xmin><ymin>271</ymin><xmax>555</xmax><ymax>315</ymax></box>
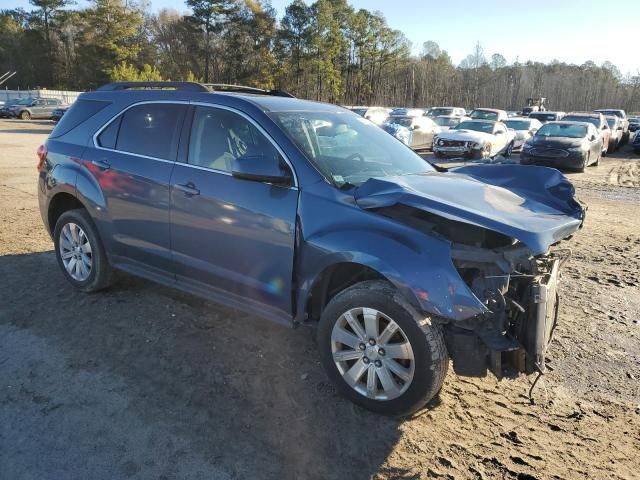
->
<box><xmin>504</xmin><ymin>117</ymin><xmax>543</xmax><ymax>150</ymax></box>
<box><xmin>433</xmin><ymin>115</ymin><xmax>471</xmax><ymax>131</ymax></box>
<box><xmin>349</xmin><ymin>106</ymin><xmax>391</xmax><ymax>126</ymax></box>
<box><xmin>433</xmin><ymin>119</ymin><xmax>516</xmax><ymax>159</ymax></box>
<box><xmin>427</xmin><ymin>107</ymin><xmax>467</xmax><ymax>118</ymax></box>
<box><xmin>468</xmin><ymin>108</ymin><xmax>509</xmax><ymax>121</ymax></box>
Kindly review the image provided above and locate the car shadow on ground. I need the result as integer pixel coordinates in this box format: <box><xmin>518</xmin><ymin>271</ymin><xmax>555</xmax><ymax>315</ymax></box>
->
<box><xmin>0</xmin><ymin>120</ymin><xmax>54</xmax><ymax>135</ymax></box>
<box><xmin>0</xmin><ymin>251</ymin><xmax>439</xmax><ymax>479</ymax></box>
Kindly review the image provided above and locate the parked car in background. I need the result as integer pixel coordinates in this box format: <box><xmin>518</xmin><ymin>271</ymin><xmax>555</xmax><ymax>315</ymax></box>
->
<box><xmin>520</xmin><ymin>121</ymin><xmax>602</xmax><ymax>172</ymax></box>
<box><xmin>594</xmin><ymin>109</ymin><xmax>630</xmax><ymax>143</ymax></box>
<box><xmin>51</xmin><ymin>106</ymin><xmax>69</xmax><ymax>123</ymax></box>
<box><xmin>0</xmin><ymin>97</ymin><xmax>30</xmax><ymax>118</ymax></box>
<box><xmin>507</xmin><ymin>111</ymin><xmax>520</xmax><ymax>118</ymax></box>
<box><xmin>433</xmin><ymin>119</ymin><xmax>516</xmax><ymax>159</ymax></box>
<box><xmin>426</xmin><ymin>107</ymin><xmax>466</xmax><ymax>118</ymax></box>
<box><xmin>562</xmin><ymin>112</ymin><xmax>610</xmax><ymax>155</ymax></box>
<box><xmin>37</xmin><ymin>81</ymin><xmax>586</xmax><ymax>416</ymax></box>
<box><xmin>633</xmin><ymin>129</ymin><xmax>640</xmax><ymax>153</ymax></box>
<box><xmin>468</xmin><ymin>108</ymin><xmax>508</xmax><ymax>121</ymax></box>
<box><xmin>2</xmin><ymin>97</ymin><xmax>66</xmax><ymax>120</ymax></box>
<box><xmin>383</xmin><ymin>115</ymin><xmax>441</xmax><ymax>150</ymax></box>
<box><xmin>389</xmin><ymin>108</ymin><xmax>425</xmax><ymax>118</ymax></box>
<box><xmin>432</xmin><ymin>115</ymin><xmax>470</xmax><ymax>130</ymax></box>
<box><xmin>628</xmin><ymin>116</ymin><xmax>640</xmax><ymax>133</ymax></box>
<box><xmin>504</xmin><ymin>117</ymin><xmax>543</xmax><ymax>150</ymax></box>
<box><xmin>527</xmin><ymin>111</ymin><xmax>565</xmax><ymax>124</ymax></box>
<box><xmin>349</xmin><ymin>106</ymin><xmax>391</xmax><ymax>126</ymax></box>
<box><xmin>604</xmin><ymin>115</ymin><xmax>623</xmax><ymax>152</ymax></box>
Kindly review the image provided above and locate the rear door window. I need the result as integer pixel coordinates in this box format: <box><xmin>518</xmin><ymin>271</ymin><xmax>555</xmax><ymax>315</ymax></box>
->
<box><xmin>115</xmin><ymin>103</ymin><xmax>186</xmax><ymax>161</ymax></box>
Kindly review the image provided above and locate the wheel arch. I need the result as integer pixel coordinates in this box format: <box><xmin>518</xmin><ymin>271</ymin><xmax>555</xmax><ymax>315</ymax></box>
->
<box><xmin>47</xmin><ymin>191</ymin><xmax>88</xmax><ymax>235</ymax></box>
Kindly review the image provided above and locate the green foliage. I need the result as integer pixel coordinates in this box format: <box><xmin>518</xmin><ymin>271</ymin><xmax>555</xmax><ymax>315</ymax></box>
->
<box><xmin>109</xmin><ymin>61</ymin><xmax>162</xmax><ymax>81</ymax></box>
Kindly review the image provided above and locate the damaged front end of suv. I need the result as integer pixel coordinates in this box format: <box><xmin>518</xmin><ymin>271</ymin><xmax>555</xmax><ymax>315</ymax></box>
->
<box><xmin>354</xmin><ymin>164</ymin><xmax>585</xmax><ymax>379</ymax></box>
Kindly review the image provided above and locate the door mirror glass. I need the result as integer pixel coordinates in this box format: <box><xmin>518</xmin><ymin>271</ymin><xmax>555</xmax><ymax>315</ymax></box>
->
<box><xmin>232</xmin><ymin>154</ymin><xmax>292</xmax><ymax>186</ymax></box>
<box><xmin>495</xmin><ymin>129</ymin><xmax>505</xmax><ymax>135</ymax></box>
<box><xmin>589</xmin><ymin>135</ymin><xmax>596</xmax><ymax>141</ymax></box>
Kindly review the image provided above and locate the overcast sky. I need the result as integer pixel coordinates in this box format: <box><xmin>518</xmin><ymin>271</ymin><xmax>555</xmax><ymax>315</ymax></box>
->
<box><xmin>5</xmin><ymin>0</ymin><xmax>639</xmax><ymax>75</ymax></box>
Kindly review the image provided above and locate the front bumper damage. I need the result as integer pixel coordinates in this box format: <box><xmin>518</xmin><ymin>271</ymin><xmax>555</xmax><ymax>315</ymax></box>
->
<box><xmin>444</xmin><ymin>243</ymin><xmax>569</xmax><ymax>378</ymax></box>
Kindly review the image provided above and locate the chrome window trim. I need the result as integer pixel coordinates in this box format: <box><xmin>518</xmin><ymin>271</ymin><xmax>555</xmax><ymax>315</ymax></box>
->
<box><xmin>92</xmin><ymin>99</ymin><xmax>299</xmax><ymax>187</ymax></box>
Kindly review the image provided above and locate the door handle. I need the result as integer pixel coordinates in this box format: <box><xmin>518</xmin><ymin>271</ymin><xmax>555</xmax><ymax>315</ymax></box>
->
<box><xmin>175</xmin><ymin>182</ymin><xmax>200</xmax><ymax>197</ymax></box>
<box><xmin>91</xmin><ymin>159</ymin><xmax>111</xmax><ymax>170</ymax></box>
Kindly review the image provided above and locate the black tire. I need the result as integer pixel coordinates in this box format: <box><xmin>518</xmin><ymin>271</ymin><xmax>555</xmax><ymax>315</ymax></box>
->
<box><xmin>504</xmin><ymin>141</ymin><xmax>514</xmax><ymax>158</ymax></box>
<box><xmin>318</xmin><ymin>280</ymin><xmax>449</xmax><ymax>416</ymax></box>
<box><xmin>53</xmin><ymin>208</ymin><xmax>114</xmax><ymax>292</ymax></box>
<box><xmin>19</xmin><ymin>110</ymin><xmax>30</xmax><ymax>120</ymax></box>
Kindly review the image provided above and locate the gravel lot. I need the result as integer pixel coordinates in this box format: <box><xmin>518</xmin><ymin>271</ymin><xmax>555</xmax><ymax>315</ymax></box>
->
<box><xmin>1</xmin><ymin>119</ymin><xmax>639</xmax><ymax>479</ymax></box>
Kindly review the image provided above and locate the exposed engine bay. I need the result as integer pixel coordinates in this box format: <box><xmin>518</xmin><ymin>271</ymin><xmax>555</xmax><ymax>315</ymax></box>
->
<box><xmin>375</xmin><ymin>202</ymin><xmax>571</xmax><ymax>378</ymax></box>
<box><xmin>448</xmin><ymin>242</ymin><xmax>569</xmax><ymax>378</ymax></box>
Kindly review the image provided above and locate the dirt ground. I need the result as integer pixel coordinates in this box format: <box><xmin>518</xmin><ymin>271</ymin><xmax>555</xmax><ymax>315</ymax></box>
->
<box><xmin>0</xmin><ymin>119</ymin><xmax>638</xmax><ymax>480</ymax></box>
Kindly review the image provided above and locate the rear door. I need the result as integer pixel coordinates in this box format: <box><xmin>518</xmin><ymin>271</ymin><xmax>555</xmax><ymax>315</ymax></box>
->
<box><xmin>31</xmin><ymin>98</ymin><xmax>47</xmax><ymax>118</ymax></box>
<box><xmin>169</xmin><ymin>105</ymin><xmax>298</xmax><ymax>320</ymax></box>
<box><xmin>86</xmin><ymin>101</ymin><xmax>187</xmax><ymax>273</ymax></box>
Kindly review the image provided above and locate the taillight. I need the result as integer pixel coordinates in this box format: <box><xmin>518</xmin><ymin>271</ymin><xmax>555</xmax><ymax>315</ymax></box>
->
<box><xmin>36</xmin><ymin>144</ymin><xmax>47</xmax><ymax>171</ymax></box>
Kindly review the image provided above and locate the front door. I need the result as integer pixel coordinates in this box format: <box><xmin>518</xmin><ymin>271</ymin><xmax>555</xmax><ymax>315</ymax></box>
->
<box><xmin>169</xmin><ymin>105</ymin><xmax>298</xmax><ymax>320</ymax></box>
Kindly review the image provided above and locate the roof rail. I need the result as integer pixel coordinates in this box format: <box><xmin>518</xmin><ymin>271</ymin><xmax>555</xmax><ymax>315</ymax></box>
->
<box><xmin>203</xmin><ymin>83</ymin><xmax>295</xmax><ymax>98</ymax></box>
<box><xmin>97</xmin><ymin>81</ymin><xmax>209</xmax><ymax>92</ymax></box>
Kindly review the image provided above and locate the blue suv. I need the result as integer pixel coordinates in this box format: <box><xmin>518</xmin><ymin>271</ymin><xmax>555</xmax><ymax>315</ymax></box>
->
<box><xmin>38</xmin><ymin>82</ymin><xmax>585</xmax><ymax>415</ymax></box>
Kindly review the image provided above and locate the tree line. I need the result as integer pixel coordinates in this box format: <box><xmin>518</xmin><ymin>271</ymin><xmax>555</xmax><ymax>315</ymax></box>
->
<box><xmin>1</xmin><ymin>0</ymin><xmax>639</xmax><ymax>112</ymax></box>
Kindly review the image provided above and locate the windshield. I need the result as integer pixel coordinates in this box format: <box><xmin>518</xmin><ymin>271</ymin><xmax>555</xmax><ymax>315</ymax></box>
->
<box><xmin>536</xmin><ymin>123</ymin><xmax>587</xmax><ymax>139</ymax></box>
<box><xmin>504</xmin><ymin>120</ymin><xmax>531</xmax><ymax>130</ymax></box>
<box><xmin>434</xmin><ymin>116</ymin><xmax>460</xmax><ymax>127</ymax></box>
<box><xmin>388</xmin><ymin>117</ymin><xmax>412</xmax><ymax>128</ymax></box>
<box><xmin>529</xmin><ymin>113</ymin><xmax>556</xmax><ymax>122</ymax></box>
<box><xmin>563</xmin><ymin>115</ymin><xmax>599</xmax><ymax>128</ymax></box>
<box><xmin>429</xmin><ymin>108</ymin><xmax>454</xmax><ymax>117</ymax></box>
<box><xmin>454</xmin><ymin>121</ymin><xmax>494</xmax><ymax>133</ymax></box>
<box><xmin>606</xmin><ymin>117</ymin><xmax>616</xmax><ymax>127</ymax></box>
<box><xmin>469</xmin><ymin>110</ymin><xmax>498</xmax><ymax>120</ymax></box>
<box><xmin>270</xmin><ymin>111</ymin><xmax>434</xmax><ymax>187</ymax></box>
<box><xmin>597</xmin><ymin>110</ymin><xmax>622</xmax><ymax>117</ymax></box>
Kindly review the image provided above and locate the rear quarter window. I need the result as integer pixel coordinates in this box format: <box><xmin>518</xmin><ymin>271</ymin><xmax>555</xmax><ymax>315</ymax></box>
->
<box><xmin>49</xmin><ymin>99</ymin><xmax>111</xmax><ymax>138</ymax></box>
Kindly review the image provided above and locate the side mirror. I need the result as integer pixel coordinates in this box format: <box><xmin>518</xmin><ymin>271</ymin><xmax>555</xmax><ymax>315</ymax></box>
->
<box><xmin>412</xmin><ymin>124</ymin><xmax>420</xmax><ymax>130</ymax></box>
<box><xmin>589</xmin><ymin>135</ymin><xmax>597</xmax><ymax>141</ymax></box>
<box><xmin>529</xmin><ymin>128</ymin><xmax>538</xmax><ymax>134</ymax></box>
<box><xmin>601</xmin><ymin>125</ymin><xmax>608</xmax><ymax>130</ymax></box>
<box><xmin>495</xmin><ymin>130</ymin><xmax>505</xmax><ymax>135</ymax></box>
<box><xmin>617</xmin><ymin>126</ymin><xmax>623</xmax><ymax>130</ymax></box>
<box><xmin>232</xmin><ymin>154</ymin><xmax>292</xmax><ymax>186</ymax></box>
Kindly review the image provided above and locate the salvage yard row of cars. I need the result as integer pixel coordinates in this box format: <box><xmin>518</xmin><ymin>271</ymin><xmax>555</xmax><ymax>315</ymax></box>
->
<box><xmin>347</xmin><ymin>104</ymin><xmax>638</xmax><ymax>172</ymax></box>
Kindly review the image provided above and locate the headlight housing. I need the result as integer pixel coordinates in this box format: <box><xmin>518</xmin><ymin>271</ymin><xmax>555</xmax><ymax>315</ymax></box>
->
<box><xmin>469</xmin><ymin>141</ymin><xmax>481</xmax><ymax>149</ymax></box>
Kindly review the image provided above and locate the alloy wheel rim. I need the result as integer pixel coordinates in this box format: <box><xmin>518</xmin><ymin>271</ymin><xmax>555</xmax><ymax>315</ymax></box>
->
<box><xmin>59</xmin><ymin>222</ymin><xmax>93</xmax><ymax>282</ymax></box>
<box><xmin>331</xmin><ymin>307</ymin><xmax>415</xmax><ymax>401</ymax></box>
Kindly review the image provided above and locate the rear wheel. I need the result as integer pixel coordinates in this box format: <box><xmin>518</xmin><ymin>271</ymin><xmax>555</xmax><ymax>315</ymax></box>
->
<box><xmin>54</xmin><ymin>208</ymin><xmax>113</xmax><ymax>292</ymax></box>
<box><xmin>318</xmin><ymin>280</ymin><xmax>449</xmax><ymax>416</ymax></box>
<box><xmin>19</xmin><ymin>110</ymin><xmax>30</xmax><ymax>120</ymax></box>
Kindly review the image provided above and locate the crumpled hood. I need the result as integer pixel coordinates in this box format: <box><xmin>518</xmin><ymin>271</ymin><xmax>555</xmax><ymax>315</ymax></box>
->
<box><xmin>355</xmin><ymin>164</ymin><xmax>585</xmax><ymax>255</ymax></box>
<box><xmin>437</xmin><ymin>129</ymin><xmax>491</xmax><ymax>143</ymax></box>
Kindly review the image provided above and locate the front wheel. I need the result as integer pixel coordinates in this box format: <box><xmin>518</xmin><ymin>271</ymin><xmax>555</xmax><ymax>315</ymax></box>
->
<box><xmin>318</xmin><ymin>281</ymin><xmax>449</xmax><ymax>416</ymax></box>
<box><xmin>19</xmin><ymin>110</ymin><xmax>31</xmax><ymax>120</ymax></box>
